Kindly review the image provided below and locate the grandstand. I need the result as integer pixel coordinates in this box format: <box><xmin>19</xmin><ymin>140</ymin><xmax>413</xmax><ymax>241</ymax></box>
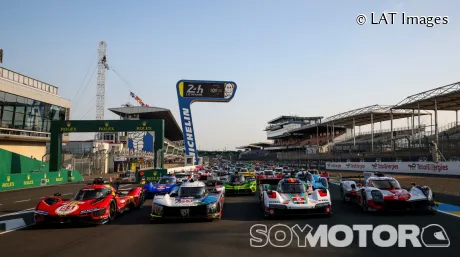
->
<box><xmin>239</xmin><ymin>81</ymin><xmax>460</xmax><ymax>163</ymax></box>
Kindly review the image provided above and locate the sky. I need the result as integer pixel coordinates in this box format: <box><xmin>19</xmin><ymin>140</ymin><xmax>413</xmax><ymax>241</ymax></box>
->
<box><xmin>1</xmin><ymin>0</ymin><xmax>460</xmax><ymax>150</ymax></box>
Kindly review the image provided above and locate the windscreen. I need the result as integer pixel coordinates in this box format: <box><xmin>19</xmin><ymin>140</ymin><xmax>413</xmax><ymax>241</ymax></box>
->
<box><xmin>179</xmin><ymin>187</ymin><xmax>205</xmax><ymax>198</ymax></box>
<box><xmin>370</xmin><ymin>180</ymin><xmax>401</xmax><ymax>190</ymax></box>
<box><xmin>319</xmin><ymin>177</ymin><xmax>328</xmax><ymax>187</ymax></box>
<box><xmin>264</xmin><ymin>171</ymin><xmax>274</xmax><ymax>176</ymax></box>
<box><xmin>159</xmin><ymin>178</ymin><xmax>175</xmax><ymax>184</ymax></box>
<box><xmin>280</xmin><ymin>183</ymin><xmax>306</xmax><ymax>193</ymax></box>
<box><xmin>175</xmin><ymin>174</ymin><xmax>188</xmax><ymax>179</ymax></box>
<box><xmin>199</xmin><ymin>175</ymin><xmax>209</xmax><ymax>181</ymax></box>
<box><xmin>229</xmin><ymin>175</ymin><xmax>245</xmax><ymax>183</ymax></box>
<box><xmin>74</xmin><ymin>188</ymin><xmax>109</xmax><ymax>200</ymax></box>
<box><xmin>296</xmin><ymin>173</ymin><xmax>307</xmax><ymax>181</ymax></box>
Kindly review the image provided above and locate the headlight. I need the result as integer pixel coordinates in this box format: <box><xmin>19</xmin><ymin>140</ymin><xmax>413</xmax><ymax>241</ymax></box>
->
<box><xmin>371</xmin><ymin>190</ymin><xmax>384</xmax><ymax>203</ymax></box>
<box><xmin>207</xmin><ymin>202</ymin><xmax>218</xmax><ymax>213</ymax></box>
<box><xmin>152</xmin><ymin>204</ymin><xmax>163</xmax><ymax>214</ymax></box>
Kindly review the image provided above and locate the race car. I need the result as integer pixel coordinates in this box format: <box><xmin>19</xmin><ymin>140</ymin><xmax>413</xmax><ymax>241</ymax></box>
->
<box><xmin>319</xmin><ymin>170</ymin><xmax>330</xmax><ymax>181</ymax></box>
<box><xmin>150</xmin><ymin>180</ymin><xmax>224</xmax><ymax>221</ymax></box>
<box><xmin>34</xmin><ymin>180</ymin><xmax>145</xmax><ymax>225</ymax></box>
<box><xmin>214</xmin><ymin>171</ymin><xmax>229</xmax><ymax>182</ymax></box>
<box><xmin>261</xmin><ymin>178</ymin><xmax>332</xmax><ymax>218</ymax></box>
<box><xmin>307</xmin><ymin>169</ymin><xmax>329</xmax><ymax>190</ymax></box>
<box><xmin>224</xmin><ymin>174</ymin><xmax>257</xmax><ymax>195</ymax></box>
<box><xmin>294</xmin><ymin>171</ymin><xmax>314</xmax><ymax>194</ymax></box>
<box><xmin>117</xmin><ymin>171</ymin><xmax>136</xmax><ymax>184</ymax></box>
<box><xmin>238</xmin><ymin>168</ymin><xmax>255</xmax><ymax>178</ymax></box>
<box><xmin>174</xmin><ymin>172</ymin><xmax>192</xmax><ymax>185</ymax></box>
<box><xmin>274</xmin><ymin>167</ymin><xmax>284</xmax><ymax>175</ymax></box>
<box><xmin>258</xmin><ymin>175</ymin><xmax>283</xmax><ymax>200</ymax></box>
<box><xmin>204</xmin><ymin>177</ymin><xmax>226</xmax><ymax>195</ymax></box>
<box><xmin>257</xmin><ymin>170</ymin><xmax>283</xmax><ymax>184</ymax></box>
<box><xmin>340</xmin><ymin>172</ymin><xmax>436</xmax><ymax>213</ymax></box>
<box><xmin>143</xmin><ymin>176</ymin><xmax>178</xmax><ymax>198</ymax></box>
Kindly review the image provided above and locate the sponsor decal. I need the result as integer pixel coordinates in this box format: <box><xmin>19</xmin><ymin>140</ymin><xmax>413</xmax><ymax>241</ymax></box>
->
<box><xmin>416</xmin><ymin>163</ymin><xmax>448</xmax><ymax>172</ymax></box>
<box><xmin>182</xmin><ymin>107</ymin><xmax>196</xmax><ymax>160</ymax></box>
<box><xmin>55</xmin><ymin>202</ymin><xmax>80</xmax><ymax>216</ymax></box>
<box><xmin>347</xmin><ymin>163</ymin><xmax>365</xmax><ymax>169</ymax></box>
<box><xmin>224</xmin><ymin>83</ymin><xmax>235</xmax><ymax>99</ymax></box>
<box><xmin>98</xmin><ymin>122</ymin><xmax>115</xmax><ymax>132</ymax></box>
<box><xmin>24</xmin><ymin>174</ymin><xmax>34</xmax><ymax>185</ymax></box>
<box><xmin>60</xmin><ymin>122</ymin><xmax>77</xmax><ymax>132</ymax></box>
<box><xmin>56</xmin><ymin>172</ymin><xmax>63</xmax><ymax>182</ymax></box>
<box><xmin>43</xmin><ymin>173</ymin><xmax>50</xmax><ymax>183</ymax></box>
<box><xmin>2</xmin><ymin>175</ymin><xmax>14</xmax><ymax>188</ymax></box>
<box><xmin>372</xmin><ymin>163</ymin><xmax>399</xmax><ymax>171</ymax></box>
<box><xmin>135</xmin><ymin>121</ymin><xmax>153</xmax><ymax>131</ymax></box>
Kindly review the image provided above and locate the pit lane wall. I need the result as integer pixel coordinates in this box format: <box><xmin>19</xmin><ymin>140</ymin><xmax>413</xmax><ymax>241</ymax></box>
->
<box><xmin>325</xmin><ymin>162</ymin><xmax>460</xmax><ymax>176</ymax></box>
<box><xmin>0</xmin><ymin>170</ymin><xmax>84</xmax><ymax>192</ymax></box>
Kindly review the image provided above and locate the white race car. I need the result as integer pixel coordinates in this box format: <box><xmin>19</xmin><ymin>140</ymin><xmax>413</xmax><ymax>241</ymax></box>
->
<box><xmin>261</xmin><ymin>178</ymin><xmax>332</xmax><ymax>218</ymax></box>
<box><xmin>340</xmin><ymin>172</ymin><xmax>436</xmax><ymax>213</ymax></box>
<box><xmin>150</xmin><ymin>180</ymin><xmax>224</xmax><ymax>221</ymax></box>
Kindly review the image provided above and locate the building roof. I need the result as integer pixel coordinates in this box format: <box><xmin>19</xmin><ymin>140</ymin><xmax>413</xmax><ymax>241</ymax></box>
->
<box><xmin>250</xmin><ymin>142</ymin><xmax>273</xmax><ymax>147</ymax></box>
<box><xmin>267</xmin><ymin>115</ymin><xmax>323</xmax><ymax>124</ymax></box>
<box><xmin>321</xmin><ymin>105</ymin><xmax>429</xmax><ymax>128</ymax></box>
<box><xmin>289</xmin><ymin>123</ymin><xmax>346</xmax><ymax>134</ymax></box>
<box><xmin>235</xmin><ymin>145</ymin><xmax>261</xmax><ymax>150</ymax></box>
<box><xmin>108</xmin><ymin>106</ymin><xmax>183</xmax><ymax>141</ymax></box>
<box><xmin>392</xmin><ymin>81</ymin><xmax>460</xmax><ymax>110</ymax></box>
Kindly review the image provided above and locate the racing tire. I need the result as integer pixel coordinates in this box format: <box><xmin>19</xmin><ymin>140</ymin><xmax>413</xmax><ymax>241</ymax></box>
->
<box><xmin>340</xmin><ymin>186</ymin><xmax>346</xmax><ymax>202</ymax></box>
<box><xmin>136</xmin><ymin>193</ymin><xmax>145</xmax><ymax>209</ymax></box>
<box><xmin>360</xmin><ymin>191</ymin><xmax>369</xmax><ymax>212</ymax></box>
<box><xmin>108</xmin><ymin>200</ymin><xmax>117</xmax><ymax>222</ymax></box>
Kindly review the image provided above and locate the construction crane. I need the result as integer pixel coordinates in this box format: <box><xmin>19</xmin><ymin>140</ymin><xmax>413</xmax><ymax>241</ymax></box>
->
<box><xmin>96</xmin><ymin>41</ymin><xmax>109</xmax><ymax>140</ymax></box>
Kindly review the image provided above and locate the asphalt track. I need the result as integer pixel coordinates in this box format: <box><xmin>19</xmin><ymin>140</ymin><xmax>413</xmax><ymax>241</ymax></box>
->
<box><xmin>0</xmin><ymin>184</ymin><xmax>459</xmax><ymax>257</ymax></box>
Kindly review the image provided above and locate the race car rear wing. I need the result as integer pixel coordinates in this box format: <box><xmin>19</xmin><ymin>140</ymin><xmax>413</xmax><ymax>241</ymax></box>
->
<box><xmin>258</xmin><ymin>175</ymin><xmax>283</xmax><ymax>185</ymax></box>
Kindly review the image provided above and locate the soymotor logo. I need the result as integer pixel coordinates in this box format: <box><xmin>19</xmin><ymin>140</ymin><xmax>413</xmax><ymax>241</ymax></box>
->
<box><xmin>250</xmin><ymin>224</ymin><xmax>450</xmax><ymax>248</ymax></box>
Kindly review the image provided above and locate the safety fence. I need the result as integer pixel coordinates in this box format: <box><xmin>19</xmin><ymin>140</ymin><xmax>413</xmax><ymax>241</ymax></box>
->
<box><xmin>0</xmin><ymin>170</ymin><xmax>84</xmax><ymax>192</ymax></box>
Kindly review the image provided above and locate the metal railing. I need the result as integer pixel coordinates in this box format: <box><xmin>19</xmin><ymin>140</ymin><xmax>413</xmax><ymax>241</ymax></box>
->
<box><xmin>0</xmin><ymin>127</ymin><xmax>51</xmax><ymax>138</ymax></box>
<box><xmin>0</xmin><ymin>67</ymin><xmax>58</xmax><ymax>95</ymax></box>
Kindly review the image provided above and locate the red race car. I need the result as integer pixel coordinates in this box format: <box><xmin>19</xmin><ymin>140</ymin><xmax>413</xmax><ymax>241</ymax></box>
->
<box><xmin>34</xmin><ymin>178</ymin><xmax>145</xmax><ymax>225</ymax></box>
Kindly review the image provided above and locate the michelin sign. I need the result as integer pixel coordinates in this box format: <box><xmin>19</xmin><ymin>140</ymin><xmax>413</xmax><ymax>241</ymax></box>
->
<box><xmin>176</xmin><ymin>80</ymin><xmax>237</xmax><ymax>164</ymax></box>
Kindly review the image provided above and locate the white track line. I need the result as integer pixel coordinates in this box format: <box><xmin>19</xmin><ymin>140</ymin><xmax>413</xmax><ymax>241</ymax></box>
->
<box><xmin>62</xmin><ymin>193</ymin><xmax>73</xmax><ymax>196</ymax></box>
<box><xmin>0</xmin><ymin>208</ymin><xmax>35</xmax><ymax>218</ymax></box>
<box><xmin>13</xmin><ymin>199</ymin><xmax>31</xmax><ymax>203</ymax></box>
<box><xmin>0</xmin><ymin>224</ymin><xmax>32</xmax><ymax>235</ymax></box>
